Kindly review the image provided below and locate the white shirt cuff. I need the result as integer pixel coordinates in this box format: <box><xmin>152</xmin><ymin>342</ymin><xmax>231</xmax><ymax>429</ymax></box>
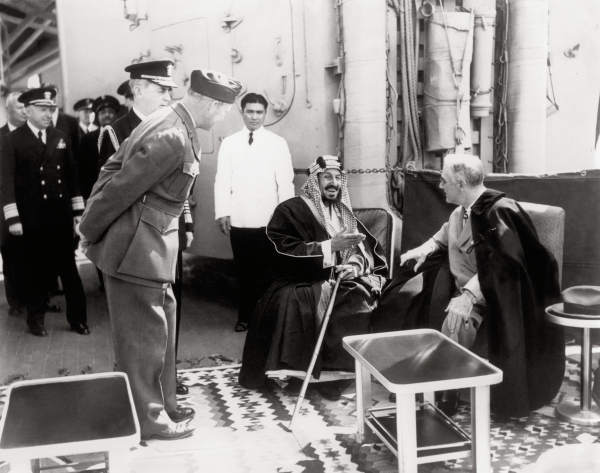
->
<box><xmin>463</xmin><ymin>274</ymin><xmax>484</xmax><ymax>302</ymax></box>
<box><xmin>321</xmin><ymin>240</ymin><xmax>333</xmax><ymax>268</ymax></box>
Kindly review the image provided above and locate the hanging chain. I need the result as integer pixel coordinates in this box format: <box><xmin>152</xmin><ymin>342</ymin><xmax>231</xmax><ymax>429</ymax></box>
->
<box><xmin>493</xmin><ymin>0</ymin><xmax>509</xmax><ymax>173</ymax></box>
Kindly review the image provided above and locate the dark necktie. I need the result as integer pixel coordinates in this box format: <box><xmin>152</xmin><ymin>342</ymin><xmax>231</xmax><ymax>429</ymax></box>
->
<box><xmin>248</xmin><ymin>132</ymin><xmax>253</xmax><ymax>146</ymax></box>
<box><xmin>37</xmin><ymin>131</ymin><xmax>44</xmax><ymax>144</ymax></box>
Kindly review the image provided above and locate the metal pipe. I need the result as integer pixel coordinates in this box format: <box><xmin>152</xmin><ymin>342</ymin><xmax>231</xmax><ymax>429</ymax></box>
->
<box><xmin>341</xmin><ymin>0</ymin><xmax>389</xmax><ymax>209</ymax></box>
<box><xmin>507</xmin><ymin>0</ymin><xmax>548</xmax><ymax>173</ymax></box>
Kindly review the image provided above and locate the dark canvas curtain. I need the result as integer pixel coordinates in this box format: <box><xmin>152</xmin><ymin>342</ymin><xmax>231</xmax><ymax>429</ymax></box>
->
<box><xmin>402</xmin><ymin>170</ymin><xmax>600</xmax><ymax>289</ymax></box>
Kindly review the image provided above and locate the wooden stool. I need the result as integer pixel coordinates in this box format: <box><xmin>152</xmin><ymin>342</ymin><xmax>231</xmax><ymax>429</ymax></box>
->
<box><xmin>0</xmin><ymin>373</ymin><xmax>140</xmax><ymax>472</ymax></box>
<box><xmin>343</xmin><ymin>329</ymin><xmax>502</xmax><ymax>473</ymax></box>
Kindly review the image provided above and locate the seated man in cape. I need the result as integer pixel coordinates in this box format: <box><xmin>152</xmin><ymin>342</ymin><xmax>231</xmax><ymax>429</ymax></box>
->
<box><xmin>374</xmin><ymin>154</ymin><xmax>565</xmax><ymax>418</ymax></box>
<box><xmin>239</xmin><ymin>155</ymin><xmax>387</xmax><ymax>400</ymax></box>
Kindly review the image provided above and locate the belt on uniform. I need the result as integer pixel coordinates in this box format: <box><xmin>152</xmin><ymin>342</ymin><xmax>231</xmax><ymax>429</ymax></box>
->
<box><xmin>137</xmin><ymin>193</ymin><xmax>182</xmax><ymax>217</ymax></box>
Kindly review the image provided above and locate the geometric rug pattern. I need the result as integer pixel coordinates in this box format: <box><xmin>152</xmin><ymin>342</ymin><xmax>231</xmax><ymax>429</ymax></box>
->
<box><xmin>0</xmin><ymin>354</ymin><xmax>599</xmax><ymax>472</ymax></box>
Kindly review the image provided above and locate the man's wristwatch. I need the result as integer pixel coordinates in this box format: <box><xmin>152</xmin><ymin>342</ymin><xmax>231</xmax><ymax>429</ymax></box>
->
<box><xmin>463</xmin><ymin>288</ymin><xmax>478</xmax><ymax>305</ymax></box>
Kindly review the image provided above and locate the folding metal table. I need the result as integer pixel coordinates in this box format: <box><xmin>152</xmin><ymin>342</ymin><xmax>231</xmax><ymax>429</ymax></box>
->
<box><xmin>0</xmin><ymin>373</ymin><xmax>140</xmax><ymax>473</ymax></box>
<box><xmin>343</xmin><ymin>329</ymin><xmax>502</xmax><ymax>473</ymax></box>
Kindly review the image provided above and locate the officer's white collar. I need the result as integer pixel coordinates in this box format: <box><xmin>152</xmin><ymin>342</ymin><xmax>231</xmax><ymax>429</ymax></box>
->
<box><xmin>27</xmin><ymin>120</ymin><xmax>46</xmax><ymax>138</ymax></box>
<box><xmin>51</xmin><ymin>107</ymin><xmax>58</xmax><ymax>127</ymax></box>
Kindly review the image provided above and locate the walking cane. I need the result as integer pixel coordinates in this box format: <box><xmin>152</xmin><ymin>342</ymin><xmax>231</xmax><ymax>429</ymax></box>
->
<box><xmin>288</xmin><ymin>274</ymin><xmax>343</xmax><ymax>430</ymax></box>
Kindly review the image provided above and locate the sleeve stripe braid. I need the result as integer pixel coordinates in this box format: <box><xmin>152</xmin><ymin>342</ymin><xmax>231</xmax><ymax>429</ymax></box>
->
<box><xmin>183</xmin><ymin>200</ymin><xmax>194</xmax><ymax>232</ymax></box>
<box><xmin>3</xmin><ymin>203</ymin><xmax>18</xmax><ymax>220</ymax></box>
<box><xmin>71</xmin><ymin>196</ymin><xmax>85</xmax><ymax>211</ymax></box>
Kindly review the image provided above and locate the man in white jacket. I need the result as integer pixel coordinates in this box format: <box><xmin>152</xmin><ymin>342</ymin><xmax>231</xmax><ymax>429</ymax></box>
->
<box><xmin>215</xmin><ymin>93</ymin><xmax>295</xmax><ymax>332</ymax></box>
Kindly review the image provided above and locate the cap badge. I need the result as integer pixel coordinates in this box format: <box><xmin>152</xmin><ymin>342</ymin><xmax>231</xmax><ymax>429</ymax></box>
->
<box><xmin>44</xmin><ymin>91</ymin><xmax>52</xmax><ymax>100</ymax></box>
<box><xmin>166</xmin><ymin>64</ymin><xmax>173</xmax><ymax>76</ymax></box>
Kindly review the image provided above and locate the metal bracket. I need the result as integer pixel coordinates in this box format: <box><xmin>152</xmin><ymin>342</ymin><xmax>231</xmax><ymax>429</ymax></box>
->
<box><xmin>128</xmin><ymin>13</ymin><xmax>148</xmax><ymax>31</ymax></box>
<box><xmin>325</xmin><ymin>57</ymin><xmax>344</xmax><ymax>75</ymax></box>
<box><xmin>564</xmin><ymin>44</ymin><xmax>580</xmax><ymax>58</ymax></box>
<box><xmin>275</xmin><ymin>35</ymin><xmax>283</xmax><ymax>66</ymax></box>
<box><xmin>221</xmin><ymin>13</ymin><xmax>243</xmax><ymax>32</ymax></box>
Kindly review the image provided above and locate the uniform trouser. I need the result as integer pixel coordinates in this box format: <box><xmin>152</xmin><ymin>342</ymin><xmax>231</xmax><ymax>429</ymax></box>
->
<box><xmin>24</xmin><ymin>228</ymin><xmax>87</xmax><ymax>326</ymax></box>
<box><xmin>173</xmin><ymin>250</ymin><xmax>183</xmax><ymax>355</ymax></box>
<box><xmin>1</xmin><ymin>234</ymin><xmax>27</xmax><ymax>309</ymax></box>
<box><xmin>230</xmin><ymin>227</ymin><xmax>272</xmax><ymax>325</ymax></box>
<box><xmin>102</xmin><ymin>273</ymin><xmax>177</xmax><ymax>436</ymax></box>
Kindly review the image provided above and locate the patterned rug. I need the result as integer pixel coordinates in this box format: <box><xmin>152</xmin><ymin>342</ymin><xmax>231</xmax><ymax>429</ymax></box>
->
<box><xmin>0</xmin><ymin>352</ymin><xmax>599</xmax><ymax>472</ymax></box>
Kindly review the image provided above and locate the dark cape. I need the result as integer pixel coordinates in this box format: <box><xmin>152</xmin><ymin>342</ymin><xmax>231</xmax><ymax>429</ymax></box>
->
<box><xmin>374</xmin><ymin>189</ymin><xmax>565</xmax><ymax>418</ymax></box>
<box><xmin>239</xmin><ymin>196</ymin><xmax>387</xmax><ymax>389</ymax></box>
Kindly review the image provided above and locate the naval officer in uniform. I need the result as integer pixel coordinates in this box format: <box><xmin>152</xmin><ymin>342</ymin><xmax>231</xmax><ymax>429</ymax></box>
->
<box><xmin>0</xmin><ymin>87</ymin><xmax>88</xmax><ymax>337</ymax></box>
<box><xmin>78</xmin><ymin>95</ymin><xmax>119</xmax><ymax>199</ymax></box>
<box><xmin>78</xmin><ymin>69</ymin><xmax>242</xmax><ymax>440</ymax></box>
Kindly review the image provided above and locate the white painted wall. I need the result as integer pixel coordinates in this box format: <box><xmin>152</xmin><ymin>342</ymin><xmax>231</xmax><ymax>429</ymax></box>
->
<box><xmin>545</xmin><ymin>0</ymin><xmax>600</xmax><ymax>173</ymax></box>
<box><xmin>54</xmin><ymin>0</ymin><xmax>340</xmax><ymax>259</ymax></box>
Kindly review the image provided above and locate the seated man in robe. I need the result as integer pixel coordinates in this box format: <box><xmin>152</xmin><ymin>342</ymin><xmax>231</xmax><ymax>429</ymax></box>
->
<box><xmin>374</xmin><ymin>154</ymin><xmax>565</xmax><ymax>418</ymax></box>
<box><xmin>239</xmin><ymin>155</ymin><xmax>387</xmax><ymax>400</ymax></box>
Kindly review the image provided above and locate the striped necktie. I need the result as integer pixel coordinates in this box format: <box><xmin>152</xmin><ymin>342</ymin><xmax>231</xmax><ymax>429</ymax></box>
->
<box><xmin>462</xmin><ymin>207</ymin><xmax>469</xmax><ymax>229</ymax></box>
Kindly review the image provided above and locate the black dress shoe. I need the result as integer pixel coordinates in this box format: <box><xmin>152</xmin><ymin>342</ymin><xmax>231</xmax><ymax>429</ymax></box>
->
<box><xmin>168</xmin><ymin>407</ymin><xmax>195</xmax><ymax>423</ymax></box>
<box><xmin>283</xmin><ymin>377</ymin><xmax>304</xmax><ymax>395</ymax></box>
<box><xmin>70</xmin><ymin>323</ymin><xmax>90</xmax><ymax>335</ymax></box>
<box><xmin>176</xmin><ymin>381</ymin><xmax>189</xmax><ymax>395</ymax></box>
<box><xmin>318</xmin><ymin>379</ymin><xmax>353</xmax><ymax>401</ymax></box>
<box><xmin>46</xmin><ymin>303</ymin><xmax>61</xmax><ymax>313</ymax></box>
<box><xmin>29</xmin><ymin>322</ymin><xmax>47</xmax><ymax>337</ymax></box>
<box><xmin>435</xmin><ymin>390</ymin><xmax>460</xmax><ymax>417</ymax></box>
<box><xmin>8</xmin><ymin>307</ymin><xmax>21</xmax><ymax>317</ymax></box>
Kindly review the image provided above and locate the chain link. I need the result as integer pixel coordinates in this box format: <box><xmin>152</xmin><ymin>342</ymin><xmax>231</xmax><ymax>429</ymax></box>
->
<box><xmin>347</xmin><ymin>166</ymin><xmax>406</xmax><ymax>174</ymax></box>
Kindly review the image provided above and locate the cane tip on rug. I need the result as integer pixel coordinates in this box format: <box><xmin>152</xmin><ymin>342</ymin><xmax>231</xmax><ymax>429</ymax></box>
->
<box><xmin>519</xmin><ymin>444</ymin><xmax>600</xmax><ymax>473</ymax></box>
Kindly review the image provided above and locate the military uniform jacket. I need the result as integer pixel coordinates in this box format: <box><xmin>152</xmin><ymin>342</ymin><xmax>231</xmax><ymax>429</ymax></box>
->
<box><xmin>77</xmin><ymin>127</ymin><xmax>102</xmax><ymax>199</ymax></box>
<box><xmin>98</xmin><ymin>109</ymin><xmax>142</xmax><ymax>168</ymax></box>
<box><xmin>56</xmin><ymin>112</ymin><xmax>81</xmax><ymax>162</ymax></box>
<box><xmin>99</xmin><ymin>108</ymin><xmax>195</xmax><ymax>235</ymax></box>
<box><xmin>0</xmin><ymin>124</ymin><xmax>11</xmax><ymax>243</ymax></box>
<box><xmin>0</xmin><ymin>124</ymin><xmax>84</xmax><ymax>231</ymax></box>
<box><xmin>79</xmin><ymin>102</ymin><xmax>200</xmax><ymax>287</ymax></box>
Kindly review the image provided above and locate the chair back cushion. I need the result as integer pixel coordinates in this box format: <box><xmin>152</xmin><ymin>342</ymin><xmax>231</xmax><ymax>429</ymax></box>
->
<box><xmin>519</xmin><ymin>202</ymin><xmax>565</xmax><ymax>285</ymax></box>
<box><xmin>354</xmin><ymin>208</ymin><xmax>394</xmax><ymax>278</ymax></box>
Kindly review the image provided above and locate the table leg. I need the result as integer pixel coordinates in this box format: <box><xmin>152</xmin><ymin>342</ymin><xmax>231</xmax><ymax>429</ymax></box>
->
<box><xmin>107</xmin><ymin>448</ymin><xmax>130</xmax><ymax>473</ymax></box>
<box><xmin>471</xmin><ymin>386</ymin><xmax>491</xmax><ymax>473</ymax></box>
<box><xmin>396</xmin><ymin>393</ymin><xmax>418</xmax><ymax>473</ymax></box>
<box><xmin>9</xmin><ymin>458</ymin><xmax>33</xmax><ymax>473</ymax></box>
<box><xmin>555</xmin><ymin>327</ymin><xmax>600</xmax><ymax>426</ymax></box>
<box><xmin>355</xmin><ymin>360</ymin><xmax>372</xmax><ymax>443</ymax></box>
<box><xmin>582</xmin><ymin>327</ymin><xmax>593</xmax><ymax>410</ymax></box>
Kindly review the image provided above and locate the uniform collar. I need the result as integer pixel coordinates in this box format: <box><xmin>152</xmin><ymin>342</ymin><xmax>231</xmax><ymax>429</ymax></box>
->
<box><xmin>7</xmin><ymin>121</ymin><xmax>18</xmax><ymax>131</ymax></box>
<box><xmin>243</xmin><ymin>125</ymin><xmax>264</xmax><ymax>136</ymax></box>
<box><xmin>27</xmin><ymin>120</ymin><xmax>46</xmax><ymax>140</ymax></box>
<box><xmin>132</xmin><ymin>106</ymin><xmax>146</xmax><ymax>121</ymax></box>
<box><xmin>178</xmin><ymin>101</ymin><xmax>196</xmax><ymax>128</ymax></box>
<box><xmin>52</xmin><ymin>108</ymin><xmax>58</xmax><ymax>127</ymax></box>
<box><xmin>464</xmin><ymin>188</ymin><xmax>487</xmax><ymax>216</ymax></box>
